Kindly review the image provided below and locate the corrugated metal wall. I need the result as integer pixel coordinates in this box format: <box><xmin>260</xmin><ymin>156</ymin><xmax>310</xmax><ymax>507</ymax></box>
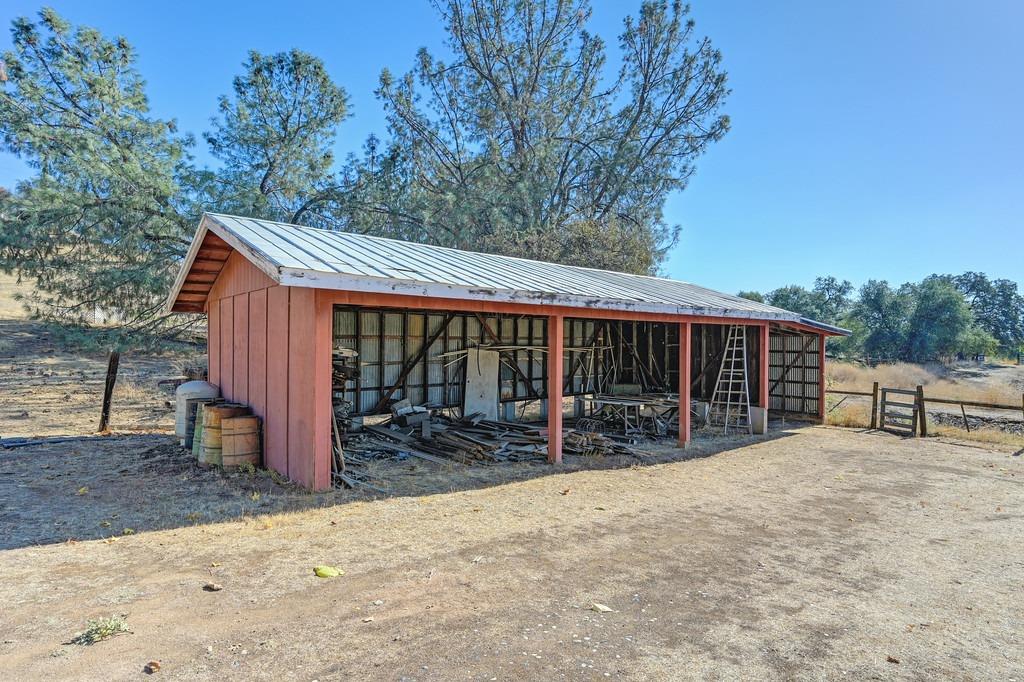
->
<box><xmin>334</xmin><ymin>306</ymin><xmax>784</xmax><ymax>417</ymax></box>
<box><xmin>335</xmin><ymin>307</ymin><xmax>571</xmax><ymax>415</ymax></box>
<box><xmin>768</xmin><ymin>331</ymin><xmax>820</xmax><ymax>415</ymax></box>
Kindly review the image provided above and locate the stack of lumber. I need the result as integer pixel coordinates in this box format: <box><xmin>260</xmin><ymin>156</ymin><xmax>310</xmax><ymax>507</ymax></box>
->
<box><xmin>336</xmin><ymin>412</ymin><xmax>643</xmax><ymax>474</ymax></box>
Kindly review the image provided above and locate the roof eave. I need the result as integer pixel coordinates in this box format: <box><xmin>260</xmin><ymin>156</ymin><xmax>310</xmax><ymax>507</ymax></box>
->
<box><xmin>164</xmin><ymin>213</ymin><xmax>283</xmax><ymax>314</ymax></box>
<box><xmin>278</xmin><ymin>267</ymin><xmax>810</xmax><ymax>324</ymax></box>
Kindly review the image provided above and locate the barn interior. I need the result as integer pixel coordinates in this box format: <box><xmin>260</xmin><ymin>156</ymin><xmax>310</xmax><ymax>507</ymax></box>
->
<box><xmin>328</xmin><ymin>305</ymin><xmax>823</xmax><ymax>486</ymax></box>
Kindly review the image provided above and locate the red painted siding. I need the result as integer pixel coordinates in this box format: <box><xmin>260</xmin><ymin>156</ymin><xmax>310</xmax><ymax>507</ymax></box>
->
<box><xmin>287</xmin><ymin>287</ymin><xmax>316</xmax><ymax>486</ymax></box>
<box><xmin>220</xmin><ymin>296</ymin><xmax>234</xmax><ymax>399</ymax></box>
<box><xmin>265</xmin><ymin>286</ymin><xmax>290</xmax><ymax>476</ymax></box>
<box><xmin>248</xmin><ymin>289</ymin><xmax>268</xmax><ymax>420</ymax></box>
<box><xmin>208</xmin><ymin>298</ymin><xmax>221</xmax><ymax>387</ymax></box>
<box><xmin>233</xmin><ymin>293</ymin><xmax>249</xmax><ymax>404</ymax></box>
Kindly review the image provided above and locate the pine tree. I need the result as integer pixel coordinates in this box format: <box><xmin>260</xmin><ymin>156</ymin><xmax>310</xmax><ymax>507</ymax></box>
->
<box><xmin>342</xmin><ymin>0</ymin><xmax>730</xmax><ymax>274</ymax></box>
<box><xmin>0</xmin><ymin>9</ymin><xmax>194</xmax><ymax>345</ymax></box>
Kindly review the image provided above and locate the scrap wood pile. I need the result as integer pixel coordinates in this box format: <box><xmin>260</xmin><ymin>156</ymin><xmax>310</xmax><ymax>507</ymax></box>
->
<box><xmin>332</xmin><ymin>400</ymin><xmax>645</xmax><ymax>489</ymax></box>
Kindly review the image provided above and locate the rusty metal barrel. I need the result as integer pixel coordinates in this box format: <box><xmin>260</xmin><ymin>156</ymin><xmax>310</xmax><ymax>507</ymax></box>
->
<box><xmin>222</xmin><ymin>415</ymin><xmax>261</xmax><ymax>468</ymax></box>
<box><xmin>201</xmin><ymin>403</ymin><xmax>251</xmax><ymax>467</ymax></box>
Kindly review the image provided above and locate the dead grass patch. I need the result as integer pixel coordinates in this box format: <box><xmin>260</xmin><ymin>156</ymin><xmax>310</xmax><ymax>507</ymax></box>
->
<box><xmin>826</xmin><ymin>402</ymin><xmax>872</xmax><ymax>428</ymax></box>
<box><xmin>829</xmin><ymin>360</ymin><xmax>1021</xmax><ymax>405</ymax></box>
<box><xmin>931</xmin><ymin>424</ymin><xmax>1024</xmax><ymax>447</ymax></box>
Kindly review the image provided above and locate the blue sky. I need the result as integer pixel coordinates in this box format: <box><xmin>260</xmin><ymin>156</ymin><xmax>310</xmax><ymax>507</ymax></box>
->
<box><xmin>2</xmin><ymin>1</ymin><xmax>1021</xmax><ymax>294</ymax></box>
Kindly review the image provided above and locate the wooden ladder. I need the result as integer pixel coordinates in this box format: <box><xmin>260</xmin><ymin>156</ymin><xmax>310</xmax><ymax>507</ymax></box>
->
<box><xmin>707</xmin><ymin>325</ymin><xmax>752</xmax><ymax>435</ymax></box>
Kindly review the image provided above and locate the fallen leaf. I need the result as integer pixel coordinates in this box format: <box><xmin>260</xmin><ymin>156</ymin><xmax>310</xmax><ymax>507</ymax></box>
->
<box><xmin>77</xmin><ymin>486</ymin><xmax>89</xmax><ymax>495</ymax></box>
<box><xmin>314</xmin><ymin>565</ymin><xmax>343</xmax><ymax>578</ymax></box>
<box><xmin>591</xmin><ymin>603</ymin><xmax>614</xmax><ymax>613</ymax></box>
<box><xmin>144</xmin><ymin>660</ymin><xmax>161</xmax><ymax>674</ymax></box>
<box><xmin>210</xmin><ymin>562</ymin><xmax>221</xmax><ymax>568</ymax></box>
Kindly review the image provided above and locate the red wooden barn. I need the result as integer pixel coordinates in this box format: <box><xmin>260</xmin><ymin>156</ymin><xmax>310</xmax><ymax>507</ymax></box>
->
<box><xmin>167</xmin><ymin>213</ymin><xmax>847</xmax><ymax>490</ymax></box>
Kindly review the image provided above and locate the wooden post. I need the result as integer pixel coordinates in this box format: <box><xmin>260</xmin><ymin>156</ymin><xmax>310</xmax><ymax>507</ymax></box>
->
<box><xmin>916</xmin><ymin>384</ymin><xmax>927</xmax><ymax>437</ymax></box>
<box><xmin>817</xmin><ymin>334</ymin><xmax>826</xmax><ymax>423</ymax></box>
<box><xmin>759</xmin><ymin>324</ymin><xmax>770</xmax><ymax>409</ymax></box>
<box><xmin>679</xmin><ymin>321</ymin><xmax>692</xmax><ymax>448</ymax></box>
<box><xmin>870</xmin><ymin>381</ymin><xmax>879</xmax><ymax>429</ymax></box>
<box><xmin>313</xmin><ymin>292</ymin><xmax>334</xmax><ymax>490</ymax></box>
<box><xmin>547</xmin><ymin>315</ymin><xmax>564</xmax><ymax>464</ymax></box>
<box><xmin>97</xmin><ymin>350</ymin><xmax>120</xmax><ymax>432</ymax></box>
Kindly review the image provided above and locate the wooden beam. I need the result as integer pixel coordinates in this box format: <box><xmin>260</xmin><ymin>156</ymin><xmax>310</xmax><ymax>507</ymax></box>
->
<box><xmin>547</xmin><ymin>315</ymin><xmax>564</xmax><ymax>464</ymax></box>
<box><xmin>312</xmin><ymin>289</ymin><xmax>848</xmax><ymax>334</ymax></box>
<box><xmin>759</xmin><ymin>324</ymin><xmax>770</xmax><ymax>408</ymax></box>
<box><xmin>817</xmin><ymin>334</ymin><xmax>826</xmax><ymax>422</ymax></box>
<box><xmin>679</xmin><ymin>321</ymin><xmax>691</xmax><ymax>448</ymax></box>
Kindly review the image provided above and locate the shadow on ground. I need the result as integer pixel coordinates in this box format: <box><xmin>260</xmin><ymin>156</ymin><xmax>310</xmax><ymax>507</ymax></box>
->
<box><xmin>0</xmin><ymin>425</ymin><xmax>804</xmax><ymax>550</ymax></box>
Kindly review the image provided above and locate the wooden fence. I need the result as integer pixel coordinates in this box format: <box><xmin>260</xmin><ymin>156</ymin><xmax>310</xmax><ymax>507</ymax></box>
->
<box><xmin>826</xmin><ymin>382</ymin><xmax>1024</xmax><ymax>437</ymax></box>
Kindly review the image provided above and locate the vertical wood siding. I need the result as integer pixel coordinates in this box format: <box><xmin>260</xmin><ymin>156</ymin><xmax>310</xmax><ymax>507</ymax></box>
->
<box><xmin>286</xmin><ymin>287</ymin><xmax>316</xmax><ymax>485</ymax></box>
<box><xmin>232</xmin><ymin>293</ymin><xmax>249</xmax><ymax>404</ymax></box>
<box><xmin>265</xmin><ymin>286</ymin><xmax>291</xmax><ymax>477</ymax></box>
<box><xmin>202</xmin><ymin>250</ymin><xmax>326</xmax><ymax>489</ymax></box>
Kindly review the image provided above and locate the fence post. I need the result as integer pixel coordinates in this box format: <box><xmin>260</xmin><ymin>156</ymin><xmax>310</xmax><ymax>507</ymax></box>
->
<box><xmin>870</xmin><ymin>381</ymin><xmax>879</xmax><ymax>429</ymax></box>
<box><xmin>98</xmin><ymin>350</ymin><xmax>121</xmax><ymax>433</ymax></box>
<box><xmin>916</xmin><ymin>385</ymin><xmax>927</xmax><ymax>437</ymax></box>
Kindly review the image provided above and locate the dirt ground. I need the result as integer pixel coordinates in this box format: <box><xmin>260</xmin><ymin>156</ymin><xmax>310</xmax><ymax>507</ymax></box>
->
<box><xmin>1</xmin><ymin>426</ymin><xmax>1022</xmax><ymax>680</ymax></box>
<box><xmin>0</xmin><ymin>319</ymin><xmax>199</xmax><ymax>438</ymax></box>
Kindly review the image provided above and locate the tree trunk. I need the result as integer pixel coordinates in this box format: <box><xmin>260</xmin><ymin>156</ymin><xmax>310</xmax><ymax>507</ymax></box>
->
<box><xmin>98</xmin><ymin>351</ymin><xmax>121</xmax><ymax>432</ymax></box>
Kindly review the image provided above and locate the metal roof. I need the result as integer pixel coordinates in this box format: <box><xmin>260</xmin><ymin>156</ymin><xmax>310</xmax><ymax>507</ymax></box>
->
<box><xmin>166</xmin><ymin>213</ymin><xmax>848</xmax><ymax>334</ymax></box>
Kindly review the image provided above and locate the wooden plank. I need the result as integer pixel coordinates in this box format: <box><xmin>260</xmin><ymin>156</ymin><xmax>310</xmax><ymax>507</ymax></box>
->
<box><xmin>882</xmin><ymin>400</ymin><xmax>918</xmax><ymax>410</ymax></box>
<box><xmin>220</xmin><ymin>296</ymin><xmax>234</xmax><ymax>399</ymax></box>
<box><xmin>287</xmin><ymin>287</ymin><xmax>317</xmax><ymax>487</ymax></box>
<box><xmin>265</xmin><ymin>286</ymin><xmax>290</xmax><ymax>477</ymax></box>
<box><xmin>233</xmin><ymin>293</ymin><xmax>249</xmax><ymax>404</ymax></box>
<box><xmin>921</xmin><ymin>393</ymin><xmax>1024</xmax><ymax>409</ymax></box>
<box><xmin>248</xmin><ymin>289</ymin><xmax>268</xmax><ymax>421</ymax></box>
<box><xmin>884</xmin><ymin>388</ymin><xmax>919</xmax><ymax>396</ymax></box>
<box><xmin>208</xmin><ymin>295</ymin><xmax>221</xmax><ymax>388</ymax></box>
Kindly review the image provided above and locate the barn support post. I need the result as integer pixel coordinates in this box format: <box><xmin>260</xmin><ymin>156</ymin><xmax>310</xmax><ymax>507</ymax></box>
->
<box><xmin>678</xmin><ymin>321</ymin><xmax>691</xmax><ymax>448</ymax></box>
<box><xmin>759</xmin><ymin>324</ymin><xmax>770</xmax><ymax>408</ymax></box>
<box><xmin>547</xmin><ymin>314</ymin><xmax>564</xmax><ymax>464</ymax></box>
<box><xmin>313</xmin><ymin>292</ymin><xmax>334</xmax><ymax>491</ymax></box>
<box><xmin>818</xmin><ymin>333</ymin><xmax>827</xmax><ymax>423</ymax></box>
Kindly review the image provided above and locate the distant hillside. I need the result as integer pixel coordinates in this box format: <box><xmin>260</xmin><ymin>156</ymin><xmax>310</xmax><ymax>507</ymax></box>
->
<box><xmin>0</xmin><ymin>272</ymin><xmax>31</xmax><ymax>320</ymax></box>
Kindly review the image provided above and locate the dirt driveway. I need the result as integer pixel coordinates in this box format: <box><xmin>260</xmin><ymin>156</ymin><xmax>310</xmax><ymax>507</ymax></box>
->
<box><xmin>1</xmin><ymin>426</ymin><xmax>1022</xmax><ymax>680</ymax></box>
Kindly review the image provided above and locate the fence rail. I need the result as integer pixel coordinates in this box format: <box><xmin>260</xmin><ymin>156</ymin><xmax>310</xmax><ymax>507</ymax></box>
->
<box><xmin>825</xmin><ymin>383</ymin><xmax>1024</xmax><ymax>436</ymax></box>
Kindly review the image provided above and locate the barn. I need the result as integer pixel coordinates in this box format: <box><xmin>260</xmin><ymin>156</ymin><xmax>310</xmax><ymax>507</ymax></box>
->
<box><xmin>166</xmin><ymin>213</ymin><xmax>847</xmax><ymax>490</ymax></box>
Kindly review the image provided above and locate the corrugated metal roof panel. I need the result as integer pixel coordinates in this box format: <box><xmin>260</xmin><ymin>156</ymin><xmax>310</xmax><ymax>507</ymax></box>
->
<box><xmin>166</xmin><ymin>212</ymin><xmax>849</xmax><ymax>334</ymax></box>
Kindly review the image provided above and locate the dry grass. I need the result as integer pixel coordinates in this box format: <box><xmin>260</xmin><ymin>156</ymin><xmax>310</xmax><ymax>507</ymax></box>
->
<box><xmin>0</xmin><ymin>272</ymin><xmax>31</xmax><ymax>320</ymax></box>
<box><xmin>826</xmin><ymin>400</ymin><xmax>872</xmax><ymax>428</ymax></box>
<box><xmin>828</xmin><ymin>360</ymin><xmax>1021</xmax><ymax>405</ymax></box>
<box><xmin>931</xmin><ymin>423</ymin><xmax>1024</xmax><ymax>447</ymax></box>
